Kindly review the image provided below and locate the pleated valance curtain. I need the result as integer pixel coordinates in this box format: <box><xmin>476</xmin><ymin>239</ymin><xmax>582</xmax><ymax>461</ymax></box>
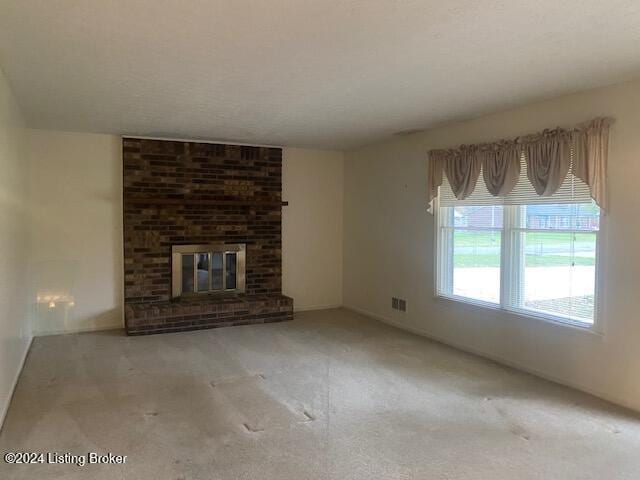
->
<box><xmin>427</xmin><ymin>117</ymin><xmax>613</xmax><ymax>211</ymax></box>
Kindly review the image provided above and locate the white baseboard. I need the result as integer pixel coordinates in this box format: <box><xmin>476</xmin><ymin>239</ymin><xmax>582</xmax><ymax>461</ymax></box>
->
<box><xmin>35</xmin><ymin>322</ymin><xmax>124</xmax><ymax>337</ymax></box>
<box><xmin>344</xmin><ymin>305</ymin><xmax>639</xmax><ymax>414</ymax></box>
<box><xmin>294</xmin><ymin>303</ymin><xmax>342</xmax><ymax>312</ymax></box>
<box><xmin>0</xmin><ymin>335</ymin><xmax>33</xmax><ymax>431</ymax></box>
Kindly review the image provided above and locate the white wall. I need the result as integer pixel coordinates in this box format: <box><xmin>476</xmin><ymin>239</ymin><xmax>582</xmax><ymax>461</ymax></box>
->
<box><xmin>282</xmin><ymin>148</ymin><xmax>343</xmax><ymax>310</ymax></box>
<box><xmin>28</xmin><ymin>130</ymin><xmax>122</xmax><ymax>335</ymax></box>
<box><xmin>0</xmin><ymin>69</ymin><xmax>31</xmax><ymax>426</ymax></box>
<box><xmin>26</xmin><ymin>132</ymin><xmax>344</xmax><ymax>332</ymax></box>
<box><xmin>343</xmin><ymin>79</ymin><xmax>640</xmax><ymax>411</ymax></box>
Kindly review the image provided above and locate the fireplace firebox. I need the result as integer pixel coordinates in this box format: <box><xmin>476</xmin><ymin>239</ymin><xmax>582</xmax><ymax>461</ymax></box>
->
<box><xmin>172</xmin><ymin>244</ymin><xmax>246</xmax><ymax>298</ymax></box>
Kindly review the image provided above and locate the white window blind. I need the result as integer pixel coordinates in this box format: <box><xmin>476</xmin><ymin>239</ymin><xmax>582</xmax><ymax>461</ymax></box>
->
<box><xmin>439</xmin><ymin>154</ymin><xmax>592</xmax><ymax>207</ymax></box>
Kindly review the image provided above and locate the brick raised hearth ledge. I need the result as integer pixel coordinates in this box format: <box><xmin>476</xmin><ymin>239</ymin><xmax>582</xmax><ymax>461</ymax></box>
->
<box><xmin>122</xmin><ymin>137</ymin><xmax>293</xmax><ymax>335</ymax></box>
<box><xmin>125</xmin><ymin>294</ymin><xmax>293</xmax><ymax>336</ymax></box>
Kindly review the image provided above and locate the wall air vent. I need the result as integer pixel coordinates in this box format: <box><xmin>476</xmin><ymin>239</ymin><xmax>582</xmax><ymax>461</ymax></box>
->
<box><xmin>392</xmin><ymin>297</ymin><xmax>407</xmax><ymax>312</ymax></box>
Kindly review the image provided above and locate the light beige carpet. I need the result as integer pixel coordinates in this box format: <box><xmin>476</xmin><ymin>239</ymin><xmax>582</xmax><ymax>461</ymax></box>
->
<box><xmin>1</xmin><ymin>308</ymin><xmax>638</xmax><ymax>479</ymax></box>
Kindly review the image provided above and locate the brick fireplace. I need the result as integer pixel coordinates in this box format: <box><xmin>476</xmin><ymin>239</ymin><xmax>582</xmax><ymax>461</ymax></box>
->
<box><xmin>122</xmin><ymin>138</ymin><xmax>293</xmax><ymax>335</ymax></box>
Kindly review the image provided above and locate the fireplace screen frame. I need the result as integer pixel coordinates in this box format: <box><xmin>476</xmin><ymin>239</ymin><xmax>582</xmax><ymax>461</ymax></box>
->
<box><xmin>171</xmin><ymin>243</ymin><xmax>246</xmax><ymax>298</ymax></box>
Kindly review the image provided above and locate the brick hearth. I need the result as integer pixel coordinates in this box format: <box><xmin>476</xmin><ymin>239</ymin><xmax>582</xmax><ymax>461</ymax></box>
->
<box><xmin>125</xmin><ymin>294</ymin><xmax>293</xmax><ymax>335</ymax></box>
<box><xmin>122</xmin><ymin>138</ymin><xmax>293</xmax><ymax>335</ymax></box>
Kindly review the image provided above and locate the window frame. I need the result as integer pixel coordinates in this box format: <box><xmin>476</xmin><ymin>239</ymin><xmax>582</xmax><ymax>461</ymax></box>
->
<box><xmin>433</xmin><ymin>195</ymin><xmax>605</xmax><ymax>333</ymax></box>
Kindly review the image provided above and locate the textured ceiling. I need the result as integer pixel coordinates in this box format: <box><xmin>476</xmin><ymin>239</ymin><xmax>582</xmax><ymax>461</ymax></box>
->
<box><xmin>1</xmin><ymin>1</ymin><xmax>639</xmax><ymax>149</ymax></box>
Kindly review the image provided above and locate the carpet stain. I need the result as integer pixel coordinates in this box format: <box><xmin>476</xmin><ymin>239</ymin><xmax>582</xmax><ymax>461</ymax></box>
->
<box><xmin>243</xmin><ymin>423</ymin><xmax>264</xmax><ymax>433</ymax></box>
<box><xmin>210</xmin><ymin>374</ymin><xmax>265</xmax><ymax>387</ymax></box>
<box><xmin>510</xmin><ymin>425</ymin><xmax>530</xmax><ymax>441</ymax></box>
<box><xmin>496</xmin><ymin>406</ymin><xmax>531</xmax><ymax>440</ymax></box>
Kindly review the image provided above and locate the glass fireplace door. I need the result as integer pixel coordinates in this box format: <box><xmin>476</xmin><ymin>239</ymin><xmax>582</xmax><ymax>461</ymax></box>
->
<box><xmin>172</xmin><ymin>244</ymin><xmax>246</xmax><ymax>298</ymax></box>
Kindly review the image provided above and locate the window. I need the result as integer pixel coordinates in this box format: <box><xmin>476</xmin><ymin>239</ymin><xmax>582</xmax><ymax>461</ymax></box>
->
<box><xmin>439</xmin><ymin>205</ymin><xmax>503</xmax><ymax>304</ymax></box>
<box><xmin>436</xmin><ymin>160</ymin><xmax>601</xmax><ymax>327</ymax></box>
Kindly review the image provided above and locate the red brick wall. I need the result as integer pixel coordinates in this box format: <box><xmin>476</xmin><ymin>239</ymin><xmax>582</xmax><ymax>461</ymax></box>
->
<box><xmin>123</xmin><ymin>138</ymin><xmax>283</xmax><ymax>303</ymax></box>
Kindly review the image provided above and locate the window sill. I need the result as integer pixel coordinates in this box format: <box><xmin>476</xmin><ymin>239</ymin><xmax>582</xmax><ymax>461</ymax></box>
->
<box><xmin>434</xmin><ymin>294</ymin><xmax>603</xmax><ymax>338</ymax></box>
